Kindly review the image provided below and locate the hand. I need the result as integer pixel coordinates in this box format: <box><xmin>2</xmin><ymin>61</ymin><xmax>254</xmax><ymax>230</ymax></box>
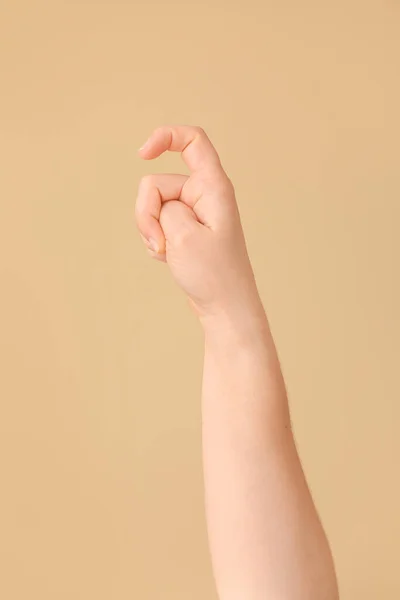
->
<box><xmin>135</xmin><ymin>125</ymin><xmax>262</xmax><ymax>323</ymax></box>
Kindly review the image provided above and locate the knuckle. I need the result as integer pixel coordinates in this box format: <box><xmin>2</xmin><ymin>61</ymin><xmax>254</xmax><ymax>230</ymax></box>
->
<box><xmin>193</xmin><ymin>125</ymin><xmax>206</xmax><ymax>137</ymax></box>
<box><xmin>221</xmin><ymin>172</ymin><xmax>234</xmax><ymax>191</ymax></box>
<box><xmin>139</xmin><ymin>174</ymin><xmax>154</xmax><ymax>190</ymax></box>
<box><xmin>225</xmin><ymin>175</ymin><xmax>235</xmax><ymax>193</ymax></box>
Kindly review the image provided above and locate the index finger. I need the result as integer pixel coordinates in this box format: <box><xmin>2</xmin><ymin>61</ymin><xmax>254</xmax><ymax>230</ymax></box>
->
<box><xmin>138</xmin><ymin>125</ymin><xmax>222</xmax><ymax>174</ymax></box>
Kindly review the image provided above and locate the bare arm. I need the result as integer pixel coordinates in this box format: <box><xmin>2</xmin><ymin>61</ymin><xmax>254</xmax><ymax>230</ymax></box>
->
<box><xmin>201</xmin><ymin>301</ymin><xmax>338</xmax><ymax>600</ymax></box>
<box><xmin>136</xmin><ymin>124</ymin><xmax>339</xmax><ymax>600</ymax></box>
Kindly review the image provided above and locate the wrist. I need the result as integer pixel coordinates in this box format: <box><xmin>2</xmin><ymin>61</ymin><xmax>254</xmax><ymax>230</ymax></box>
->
<box><xmin>200</xmin><ymin>295</ymin><xmax>271</xmax><ymax>349</ymax></box>
<box><xmin>200</xmin><ymin>295</ymin><xmax>289</xmax><ymax>415</ymax></box>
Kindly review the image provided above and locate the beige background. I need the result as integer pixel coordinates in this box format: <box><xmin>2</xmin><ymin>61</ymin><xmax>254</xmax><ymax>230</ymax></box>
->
<box><xmin>1</xmin><ymin>1</ymin><xmax>399</xmax><ymax>598</ymax></box>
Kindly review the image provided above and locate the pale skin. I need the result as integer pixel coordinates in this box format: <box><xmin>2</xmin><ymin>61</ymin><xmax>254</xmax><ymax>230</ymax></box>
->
<box><xmin>135</xmin><ymin>125</ymin><xmax>339</xmax><ymax>600</ymax></box>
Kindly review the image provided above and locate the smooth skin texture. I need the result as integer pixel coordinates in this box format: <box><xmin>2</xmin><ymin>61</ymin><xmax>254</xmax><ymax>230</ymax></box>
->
<box><xmin>135</xmin><ymin>125</ymin><xmax>339</xmax><ymax>600</ymax></box>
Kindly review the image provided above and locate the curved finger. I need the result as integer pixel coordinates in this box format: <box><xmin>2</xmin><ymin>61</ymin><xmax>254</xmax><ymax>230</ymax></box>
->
<box><xmin>147</xmin><ymin>248</ymin><xmax>167</xmax><ymax>262</ymax></box>
<box><xmin>135</xmin><ymin>173</ymin><xmax>188</xmax><ymax>253</ymax></box>
<box><xmin>139</xmin><ymin>233</ymin><xmax>166</xmax><ymax>262</ymax></box>
<box><xmin>138</xmin><ymin>125</ymin><xmax>222</xmax><ymax>175</ymax></box>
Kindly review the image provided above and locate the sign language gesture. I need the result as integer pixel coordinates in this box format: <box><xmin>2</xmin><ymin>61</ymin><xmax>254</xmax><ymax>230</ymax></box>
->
<box><xmin>135</xmin><ymin>125</ymin><xmax>260</xmax><ymax>322</ymax></box>
<box><xmin>135</xmin><ymin>125</ymin><xmax>339</xmax><ymax>600</ymax></box>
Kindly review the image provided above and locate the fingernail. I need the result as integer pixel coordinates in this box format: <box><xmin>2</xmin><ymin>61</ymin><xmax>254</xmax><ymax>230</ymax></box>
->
<box><xmin>148</xmin><ymin>238</ymin><xmax>159</xmax><ymax>253</ymax></box>
<box><xmin>138</xmin><ymin>140</ymin><xmax>149</xmax><ymax>152</ymax></box>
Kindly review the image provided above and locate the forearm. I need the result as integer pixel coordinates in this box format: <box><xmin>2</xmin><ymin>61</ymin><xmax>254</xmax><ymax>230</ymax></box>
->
<box><xmin>136</xmin><ymin>123</ymin><xmax>339</xmax><ymax>599</ymax></box>
<box><xmin>200</xmin><ymin>298</ymin><xmax>339</xmax><ymax>600</ymax></box>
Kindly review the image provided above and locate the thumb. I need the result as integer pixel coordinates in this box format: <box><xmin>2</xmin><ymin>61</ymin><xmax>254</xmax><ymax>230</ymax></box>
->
<box><xmin>159</xmin><ymin>200</ymin><xmax>202</xmax><ymax>248</ymax></box>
